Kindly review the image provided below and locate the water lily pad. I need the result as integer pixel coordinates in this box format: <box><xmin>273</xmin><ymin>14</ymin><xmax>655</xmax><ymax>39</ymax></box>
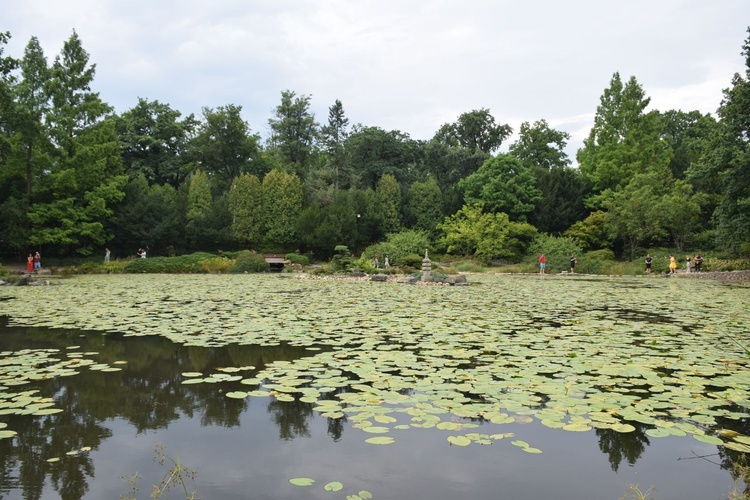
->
<box><xmin>692</xmin><ymin>434</ymin><xmax>723</xmax><ymax>445</ymax></box>
<box><xmin>289</xmin><ymin>477</ymin><xmax>315</xmax><ymax>486</ymax></box>
<box><xmin>324</xmin><ymin>481</ymin><xmax>343</xmax><ymax>492</ymax></box>
<box><xmin>365</xmin><ymin>436</ymin><xmax>395</xmax><ymax>445</ymax></box>
<box><xmin>447</xmin><ymin>435</ymin><xmax>471</xmax><ymax>446</ymax></box>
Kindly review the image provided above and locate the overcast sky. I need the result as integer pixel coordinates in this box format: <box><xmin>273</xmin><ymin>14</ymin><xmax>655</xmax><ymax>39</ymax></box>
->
<box><xmin>4</xmin><ymin>1</ymin><xmax>749</xmax><ymax>159</ymax></box>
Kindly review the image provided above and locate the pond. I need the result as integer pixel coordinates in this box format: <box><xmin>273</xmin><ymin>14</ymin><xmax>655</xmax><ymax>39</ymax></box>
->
<box><xmin>0</xmin><ymin>273</ymin><xmax>748</xmax><ymax>499</ymax></box>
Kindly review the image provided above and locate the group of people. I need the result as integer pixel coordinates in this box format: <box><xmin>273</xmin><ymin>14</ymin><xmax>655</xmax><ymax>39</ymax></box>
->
<box><xmin>538</xmin><ymin>254</ymin><xmax>577</xmax><ymax>274</ymax></box>
<box><xmin>657</xmin><ymin>253</ymin><xmax>703</xmax><ymax>274</ymax></box>
<box><xmin>25</xmin><ymin>251</ymin><xmax>41</xmax><ymax>272</ymax></box>
<box><xmin>373</xmin><ymin>254</ymin><xmax>390</xmax><ymax>269</ymax></box>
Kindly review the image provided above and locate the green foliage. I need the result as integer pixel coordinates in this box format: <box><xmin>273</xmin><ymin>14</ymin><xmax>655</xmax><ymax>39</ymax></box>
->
<box><xmin>192</xmin><ymin>104</ymin><xmax>263</xmax><ymax>190</ymax></box>
<box><xmin>266</xmin><ymin>90</ymin><xmax>318</xmax><ymax>179</ymax></box>
<box><xmin>397</xmin><ymin>253</ymin><xmax>423</xmax><ymax>269</ymax></box>
<box><xmin>330</xmin><ymin>245</ymin><xmax>353</xmax><ymax>271</ymax></box>
<box><xmin>261</xmin><ymin>169</ymin><xmax>304</xmax><ymax>247</ymax></box>
<box><xmin>564</xmin><ymin>210</ymin><xmax>613</xmax><ymax>251</ymax></box>
<box><xmin>527</xmin><ymin>234</ymin><xmax>583</xmax><ymax>273</ymax></box>
<box><xmin>198</xmin><ymin>256</ymin><xmax>232</xmax><ymax>273</ymax></box>
<box><xmin>285</xmin><ymin>253</ymin><xmax>309</xmax><ymax>266</ymax></box>
<box><xmin>433</xmin><ymin>108</ymin><xmax>511</xmax><ymax>154</ymax></box>
<box><xmin>459</xmin><ymin>154</ymin><xmax>541</xmax><ymax>221</ymax></box>
<box><xmin>453</xmin><ymin>261</ymin><xmax>485</xmax><ymax>272</ymax></box>
<box><xmin>363</xmin><ymin>229</ymin><xmax>433</xmax><ymax>268</ymax></box>
<box><xmin>405</xmin><ymin>177</ymin><xmax>442</xmax><ymax>235</ymax></box>
<box><xmin>376</xmin><ymin>173</ymin><xmax>402</xmax><ymax>234</ymax></box>
<box><xmin>124</xmin><ymin>252</ymin><xmax>216</xmax><ymax>273</ymax></box>
<box><xmin>577</xmin><ymin>72</ymin><xmax>672</xmax><ymax>194</ymax></box>
<box><xmin>438</xmin><ymin>204</ymin><xmax>536</xmax><ymax>263</ymax></box>
<box><xmin>228</xmin><ymin>173</ymin><xmax>263</xmax><ymax>246</ymax></box>
<box><xmin>231</xmin><ymin>251</ymin><xmax>269</xmax><ymax>273</ymax></box>
<box><xmin>703</xmin><ymin>257</ymin><xmax>750</xmax><ymax>272</ymax></box>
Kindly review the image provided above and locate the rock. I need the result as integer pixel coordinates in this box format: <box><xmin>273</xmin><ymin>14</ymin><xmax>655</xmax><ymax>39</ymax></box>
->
<box><xmin>370</xmin><ymin>274</ymin><xmax>387</xmax><ymax>282</ymax></box>
<box><xmin>14</xmin><ymin>274</ymin><xmax>33</xmax><ymax>286</ymax></box>
<box><xmin>453</xmin><ymin>275</ymin><xmax>468</xmax><ymax>284</ymax></box>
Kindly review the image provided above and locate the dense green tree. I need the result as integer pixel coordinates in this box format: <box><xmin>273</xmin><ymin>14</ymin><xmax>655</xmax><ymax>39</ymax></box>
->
<box><xmin>319</xmin><ymin>99</ymin><xmax>350</xmax><ymax>191</ymax></box>
<box><xmin>433</xmin><ymin>108</ymin><xmax>511</xmax><ymax>154</ymax></box>
<box><xmin>529</xmin><ymin>167</ymin><xmax>587</xmax><ymax>234</ymax></box>
<box><xmin>266</xmin><ymin>90</ymin><xmax>318</xmax><ymax>179</ymax></box>
<box><xmin>509</xmin><ymin>119</ymin><xmax>571</xmax><ymax>170</ymax></box>
<box><xmin>458</xmin><ymin>154</ymin><xmax>541</xmax><ymax>221</ymax></box>
<box><xmin>228</xmin><ymin>172</ymin><xmax>263</xmax><ymax>247</ymax></box>
<box><xmin>405</xmin><ymin>177</ymin><xmax>443</xmax><ymax>235</ymax></box>
<box><xmin>109</xmin><ymin>174</ymin><xmax>180</xmax><ymax>255</ymax></box>
<box><xmin>185</xmin><ymin>169</ymin><xmax>211</xmax><ymax>246</ymax></box>
<box><xmin>0</xmin><ymin>32</ymin><xmax>17</xmax><ymax>166</ymax></box>
<box><xmin>297</xmin><ymin>190</ymin><xmax>357</xmax><ymax>258</ymax></box>
<box><xmin>11</xmin><ymin>36</ymin><xmax>50</xmax><ymax>198</ymax></box>
<box><xmin>658</xmin><ymin>179</ymin><xmax>703</xmax><ymax>251</ymax></box>
<box><xmin>0</xmin><ymin>196</ymin><xmax>28</xmax><ymax>253</ymax></box>
<box><xmin>564</xmin><ymin>210</ymin><xmax>613</xmax><ymax>251</ymax></box>
<box><xmin>707</xmin><ymin>29</ymin><xmax>750</xmax><ymax>253</ymax></box>
<box><xmin>27</xmin><ymin>31</ymin><xmax>125</xmax><ymax>255</ymax></box>
<box><xmin>577</xmin><ymin>73</ymin><xmax>672</xmax><ymax>195</ymax></box>
<box><xmin>375</xmin><ymin>173</ymin><xmax>402</xmax><ymax>234</ymax></box>
<box><xmin>601</xmin><ymin>172</ymin><xmax>667</xmax><ymax>260</ymax></box>
<box><xmin>347</xmin><ymin>126</ymin><xmax>420</xmax><ymax>190</ymax></box>
<box><xmin>350</xmin><ymin>188</ymin><xmax>383</xmax><ymax>252</ymax></box>
<box><xmin>421</xmin><ymin>139</ymin><xmax>489</xmax><ymax>215</ymax></box>
<box><xmin>115</xmin><ymin>98</ymin><xmax>197</xmax><ymax>188</ymax></box>
<box><xmin>509</xmin><ymin>119</ymin><xmax>586</xmax><ymax>233</ymax></box>
<box><xmin>261</xmin><ymin>169</ymin><xmax>304</xmax><ymax>248</ymax></box>
<box><xmin>190</xmin><ymin>104</ymin><xmax>262</xmax><ymax>191</ymax></box>
<box><xmin>438</xmin><ymin>204</ymin><xmax>536</xmax><ymax>262</ymax></box>
<box><xmin>659</xmin><ymin>110</ymin><xmax>718</xmax><ymax>180</ymax></box>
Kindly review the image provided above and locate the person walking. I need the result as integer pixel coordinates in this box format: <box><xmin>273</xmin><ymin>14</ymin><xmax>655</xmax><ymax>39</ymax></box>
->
<box><xmin>26</xmin><ymin>253</ymin><xmax>34</xmax><ymax>273</ymax></box>
<box><xmin>686</xmin><ymin>255</ymin><xmax>692</xmax><ymax>273</ymax></box>
<box><xmin>539</xmin><ymin>254</ymin><xmax>546</xmax><ymax>274</ymax></box>
<box><xmin>669</xmin><ymin>255</ymin><xmax>677</xmax><ymax>274</ymax></box>
<box><xmin>104</xmin><ymin>247</ymin><xmax>111</xmax><ymax>262</ymax></box>
<box><xmin>570</xmin><ymin>254</ymin><xmax>577</xmax><ymax>273</ymax></box>
<box><xmin>645</xmin><ymin>254</ymin><xmax>653</xmax><ymax>274</ymax></box>
<box><xmin>694</xmin><ymin>253</ymin><xmax>703</xmax><ymax>272</ymax></box>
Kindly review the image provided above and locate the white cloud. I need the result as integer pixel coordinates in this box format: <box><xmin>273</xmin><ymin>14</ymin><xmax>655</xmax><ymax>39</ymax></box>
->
<box><xmin>4</xmin><ymin>0</ymin><xmax>749</xmax><ymax>149</ymax></box>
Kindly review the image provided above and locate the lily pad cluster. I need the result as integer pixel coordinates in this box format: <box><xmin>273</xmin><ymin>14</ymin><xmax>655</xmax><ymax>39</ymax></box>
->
<box><xmin>1</xmin><ymin>274</ymin><xmax>749</xmax><ymax>454</ymax></box>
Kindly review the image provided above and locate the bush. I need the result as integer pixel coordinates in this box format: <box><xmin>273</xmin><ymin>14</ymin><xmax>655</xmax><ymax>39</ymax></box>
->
<box><xmin>285</xmin><ymin>253</ymin><xmax>309</xmax><ymax>266</ymax></box>
<box><xmin>124</xmin><ymin>252</ymin><xmax>217</xmax><ymax>273</ymax></box>
<box><xmin>398</xmin><ymin>253</ymin><xmax>423</xmax><ymax>268</ymax></box>
<box><xmin>231</xmin><ymin>251</ymin><xmax>269</xmax><ymax>273</ymax></box>
<box><xmin>453</xmin><ymin>261</ymin><xmax>485</xmax><ymax>273</ymax></box>
<box><xmin>703</xmin><ymin>257</ymin><xmax>750</xmax><ymax>272</ymax></box>
<box><xmin>199</xmin><ymin>257</ymin><xmax>232</xmax><ymax>273</ymax></box>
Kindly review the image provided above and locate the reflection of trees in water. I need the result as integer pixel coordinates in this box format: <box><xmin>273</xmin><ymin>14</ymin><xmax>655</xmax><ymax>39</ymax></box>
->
<box><xmin>0</xmin><ymin>324</ymin><xmax>317</xmax><ymax>498</ymax></box>
<box><xmin>595</xmin><ymin>425</ymin><xmax>650</xmax><ymax>471</ymax></box>
<box><xmin>267</xmin><ymin>398</ymin><xmax>312</xmax><ymax>440</ymax></box>
<box><xmin>715</xmin><ymin>410</ymin><xmax>750</xmax><ymax>496</ymax></box>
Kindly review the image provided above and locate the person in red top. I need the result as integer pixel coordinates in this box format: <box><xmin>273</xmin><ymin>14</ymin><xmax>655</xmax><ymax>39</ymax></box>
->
<box><xmin>26</xmin><ymin>254</ymin><xmax>34</xmax><ymax>273</ymax></box>
<box><xmin>539</xmin><ymin>254</ymin><xmax>546</xmax><ymax>274</ymax></box>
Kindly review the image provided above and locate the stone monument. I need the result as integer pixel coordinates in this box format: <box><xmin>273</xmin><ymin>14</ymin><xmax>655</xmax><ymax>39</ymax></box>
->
<box><xmin>421</xmin><ymin>249</ymin><xmax>431</xmax><ymax>281</ymax></box>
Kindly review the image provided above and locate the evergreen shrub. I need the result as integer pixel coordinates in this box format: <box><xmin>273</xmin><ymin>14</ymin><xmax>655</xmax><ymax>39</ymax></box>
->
<box><xmin>231</xmin><ymin>251</ymin><xmax>269</xmax><ymax>273</ymax></box>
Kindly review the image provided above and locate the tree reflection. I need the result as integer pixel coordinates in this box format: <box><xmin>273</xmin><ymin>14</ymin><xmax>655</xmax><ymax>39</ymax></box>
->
<box><xmin>0</xmin><ymin>324</ymin><xmax>321</xmax><ymax>499</ymax></box>
<box><xmin>595</xmin><ymin>425</ymin><xmax>650</xmax><ymax>471</ymax></box>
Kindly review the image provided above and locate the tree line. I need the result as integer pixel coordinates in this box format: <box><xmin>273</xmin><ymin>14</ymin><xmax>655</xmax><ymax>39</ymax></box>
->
<box><xmin>0</xmin><ymin>28</ymin><xmax>748</xmax><ymax>262</ymax></box>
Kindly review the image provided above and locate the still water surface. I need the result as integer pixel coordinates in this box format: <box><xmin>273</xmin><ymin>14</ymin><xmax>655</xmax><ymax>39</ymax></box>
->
<box><xmin>0</xmin><ymin>321</ymin><xmax>744</xmax><ymax>499</ymax></box>
<box><xmin>0</xmin><ymin>273</ymin><xmax>748</xmax><ymax>499</ymax></box>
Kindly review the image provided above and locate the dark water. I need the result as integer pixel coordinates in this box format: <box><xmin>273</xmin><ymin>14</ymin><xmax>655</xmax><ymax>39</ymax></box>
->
<box><xmin>0</xmin><ymin>323</ymin><xmax>746</xmax><ymax>500</ymax></box>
